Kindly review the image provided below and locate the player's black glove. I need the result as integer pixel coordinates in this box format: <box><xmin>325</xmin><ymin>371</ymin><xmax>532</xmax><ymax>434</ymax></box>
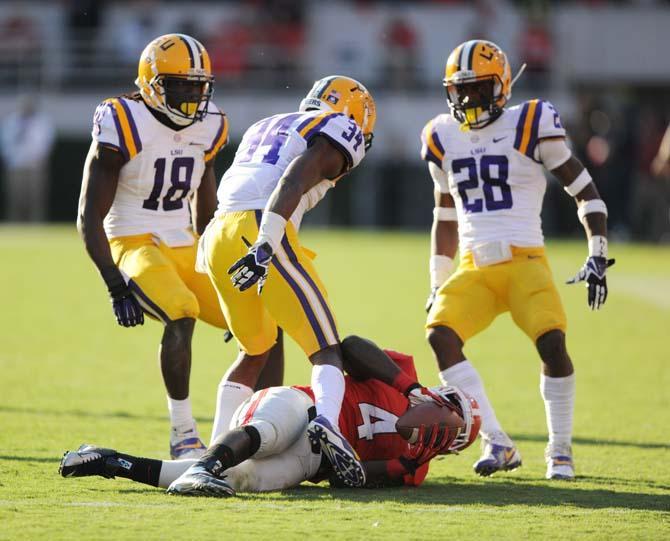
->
<box><xmin>566</xmin><ymin>256</ymin><xmax>615</xmax><ymax>310</ymax></box>
<box><xmin>425</xmin><ymin>287</ymin><xmax>438</xmax><ymax>313</ymax></box>
<box><xmin>100</xmin><ymin>266</ymin><xmax>144</xmax><ymax>327</ymax></box>
<box><xmin>228</xmin><ymin>239</ymin><xmax>273</xmax><ymax>294</ymax></box>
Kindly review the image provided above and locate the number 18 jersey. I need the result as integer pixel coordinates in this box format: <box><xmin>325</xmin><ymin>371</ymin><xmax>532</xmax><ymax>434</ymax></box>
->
<box><xmin>216</xmin><ymin>110</ymin><xmax>367</xmax><ymax>227</ymax></box>
<box><xmin>92</xmin><ymin>96</ymin><xmax>228</xmax><ymax>239</ymax></box>
<box><xmin>421</xmin><ymin>99</ymin><xmax>566</xmax><ymax>250</ymax></box>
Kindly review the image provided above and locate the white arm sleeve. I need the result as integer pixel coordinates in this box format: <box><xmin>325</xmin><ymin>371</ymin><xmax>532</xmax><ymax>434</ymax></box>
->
<box><xmin>429</xmin><ymin>161</ymin><xmax>450</xmax><ymax>194</ymax></box>
<box><xmin>538</xmin><ymin>138</ymin><xmax>571</xmax><ymax>171</ymax></box>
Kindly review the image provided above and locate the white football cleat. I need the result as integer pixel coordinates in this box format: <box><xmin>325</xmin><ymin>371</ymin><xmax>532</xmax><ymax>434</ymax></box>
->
<box><xmin>170</xmin><ymin>423</ymin><xmax>207</xmax><ymax>460</ymax></box>
<box><xmin>545</xmin><ymin>443</ymin><xmax>575</xmax><ymax>480</ymax></box>
<box><xmin>473</xmin><ymin>431</ymin><xmax>522</xmax><ymax>477</ymax></box>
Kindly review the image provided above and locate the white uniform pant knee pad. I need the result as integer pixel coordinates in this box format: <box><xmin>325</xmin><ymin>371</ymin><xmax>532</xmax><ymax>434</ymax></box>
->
<box><xmin>232</xmin><ymin>387</ymin><xmax>314</xmax><ymax>459</ymax></box>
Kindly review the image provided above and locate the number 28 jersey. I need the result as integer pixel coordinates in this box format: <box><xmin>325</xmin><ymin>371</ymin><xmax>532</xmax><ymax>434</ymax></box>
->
<box><xmin>216</xmin><ymin>110</ymin><xmax>366</xmax><ymax>227</ymax></box>
<box><xmin>92</xmin><ymin>97</ymin><xmax>229</xmax><ymax>239</ymax></box>
<box><xmin>421</xmin><ymin>100</ymin><xmax>566</xmax><ymax>250</ymax></box>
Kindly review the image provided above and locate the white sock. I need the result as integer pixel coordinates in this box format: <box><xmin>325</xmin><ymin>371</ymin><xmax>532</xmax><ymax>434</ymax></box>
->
<box><xmin>311</xmin><ymin>364</ymin><xmax>345</xmax><ymax>427</ymax></box>
<box><xmin>540</xmin><ymin>373</ymin><xmax>575</xmax><ymax>449</ymax></box>
<box><xmin>157</xmin><ymin>459</ymin><xmax>197</xmax><ymax>488</ymax></box>
<box><xmin>210</xmin><ymin>380</ymin><xmax>254</xmax><ymax>445</ymax></box>
<box><xmin>167</xmin><ymin>396</ymin><xmax>195</xmax><ymax>432</ymax></box>
<box><xmin>440</xmin><ymin>361</ymin><xmax>511</xmax><ymax>445</ymax></box>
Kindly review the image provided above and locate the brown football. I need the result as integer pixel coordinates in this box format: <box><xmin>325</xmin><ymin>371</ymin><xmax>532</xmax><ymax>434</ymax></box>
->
<box><xmin>396</xmin><ymin>402</ymin><xmax>465</xmax><ymax>444</ymax></box>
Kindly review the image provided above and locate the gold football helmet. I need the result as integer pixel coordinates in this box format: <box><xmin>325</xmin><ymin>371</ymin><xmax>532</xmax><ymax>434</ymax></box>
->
<box><xmin>443</xmin><ymin>40</ymin><xmax>513</xmax><ymax>129</ymax></box>
<box><xmin>299</xmin><ymin>75</ymin><xmax>376</xmax><ymax>150</ymax></box>
<box><xmin>136</xmin><ymin>33</ymin><xmax>214</xmax><ymax>126</ymax></box>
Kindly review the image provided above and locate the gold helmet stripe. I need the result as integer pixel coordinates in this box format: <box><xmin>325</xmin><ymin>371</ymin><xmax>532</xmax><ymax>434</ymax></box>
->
<box><xmin>177</xmin><ymin>35</ymin><xmax>196</xmax><ymax>69</ymax></box>
<box><xmin>453</xmin><ymin>43</ymin><xmax>465</xmax><ymax>71</ymax></box>
<box><xmin>460</xmin><ymin>40</ymin><xmax>477</xmax><ymax>71</ymax></box>
<box><xmin>314</xmin><ymin>76</ymin><xmax>338</xmax><ymax>100</ymax></box>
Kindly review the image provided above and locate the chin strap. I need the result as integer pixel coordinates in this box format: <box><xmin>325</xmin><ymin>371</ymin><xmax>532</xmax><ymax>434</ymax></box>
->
<box><xmin>510</xmin><ymin>63</ymin><xmax>527</xmax><ymax>89</ymax></box>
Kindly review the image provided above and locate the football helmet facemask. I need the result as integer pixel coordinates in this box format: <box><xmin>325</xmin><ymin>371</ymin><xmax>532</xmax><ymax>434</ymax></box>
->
<box><xmin>444</xmin><ymin>40</ymin><xmax>512</xmax><ymax>130</ymax></box>
<box><xmin>428</xmin><ymin>385</ymin><xmax>481</xmax><ymax>453</ymax></box>
<box><xmin>299</xmin><ymin>75</ymin><xmax>376</xmax><ymax>151</ymax></box>
<box><xmin>136</xmin><ymin>33</ymin><xmax>214</xmax><ymax>127</ymax></box>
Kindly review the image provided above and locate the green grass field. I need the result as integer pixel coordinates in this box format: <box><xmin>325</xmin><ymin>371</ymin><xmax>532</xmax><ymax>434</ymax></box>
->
<box><xmin>1</xmin><ymin>226</ymin><xmax>669</xmax><ymax>540</ymax></box>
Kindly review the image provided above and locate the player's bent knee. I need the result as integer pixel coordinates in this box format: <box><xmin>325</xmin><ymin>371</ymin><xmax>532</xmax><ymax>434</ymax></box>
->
<box><xmin>536</xmin><ymin>330</ymin><xmax>573</xmax><ymax>375</ymax></box>
<box><xmin>536</xmin><ymin>329</ymin><xmax>566</xmax><ymax>360</ymax></box>
<box><xmin>162</xmin><ymin>318</ymin><xmax>195</xmax><ymax>349</ymax></box>
<box><xmin>427</xmin><ymin>325</ymin><xmax>462</xmax><ymax>351</ymax></box>
<box><xmin>233</xmin><ymin>388</ymin><xmax>313</xmax><ymax>458</ymax></box>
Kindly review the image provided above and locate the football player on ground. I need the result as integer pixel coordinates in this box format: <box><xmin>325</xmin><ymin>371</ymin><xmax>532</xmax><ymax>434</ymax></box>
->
<box><xmin>59</xmin><ymin>336</ymin><xmax>481</xmax><ymax>495</ymax></box>
<box><xmin>421</xmin><ymin>40</ymin><xmax>614</xmax><ymax>480</ymax></box>
<box><xmin>196</xmin><ymin>76</ymin><xmax>442</xmax><ymax>488</ymax></box>
<box><xmin>76</xmin><ymin>33</ymin><xmax>283</xmax><ymax>460</ymax></box>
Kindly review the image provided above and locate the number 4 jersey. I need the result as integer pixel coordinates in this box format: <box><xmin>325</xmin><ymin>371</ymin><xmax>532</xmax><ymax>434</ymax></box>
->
<box><xmin>421</xmin><ymin>99</ymin><xmax>566</xmax><ymax>250</ymax></box>
<box><xmin>216</xmin><ymin>110</ymin><xmax>367</xmax><ymax>228</ymax></box>
<box><xmin>92</xmin><ymin>96</ymin><xmax>228</xmax><ymax>240</ymax></box>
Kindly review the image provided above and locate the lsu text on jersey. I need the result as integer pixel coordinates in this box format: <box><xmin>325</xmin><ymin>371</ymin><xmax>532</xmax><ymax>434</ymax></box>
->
<box><xmin>422</xmin><ymin>99</ymin><xmax>567</xmax><ymax>342</ymax></box>
<box><xmin>93</xmin><ymin>95</ymin><xmax>229</xmax><ymax>326</ymax></box>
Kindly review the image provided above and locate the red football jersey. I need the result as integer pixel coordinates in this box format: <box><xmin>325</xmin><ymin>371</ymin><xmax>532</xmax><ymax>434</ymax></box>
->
<box><xmin>295</xmin><ymin>350</ymin><xmax>429</xmax><ymax>486</ymax></box>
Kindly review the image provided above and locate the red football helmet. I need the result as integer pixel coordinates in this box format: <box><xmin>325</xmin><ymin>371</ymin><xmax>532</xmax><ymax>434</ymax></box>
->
<box><xmin>429</xmin><ymin>385</ymin><xmax>481</xmax><ymax>453</ymax></box>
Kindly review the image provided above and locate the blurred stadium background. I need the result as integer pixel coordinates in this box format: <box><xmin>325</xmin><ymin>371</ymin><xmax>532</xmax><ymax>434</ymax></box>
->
<box><xmin>0</xmin><ymin>0</ymin><xmax>668</xmax><ymax>242</ymax></box>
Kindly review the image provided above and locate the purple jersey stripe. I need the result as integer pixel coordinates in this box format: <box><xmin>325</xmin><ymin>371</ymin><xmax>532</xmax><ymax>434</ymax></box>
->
<box><xmin>128</xmin><ymin>280</ymin><xmax>170</xmax><ymax>324</ymax></box>
<box><xmin>295</xmin><ymin>113</ymin><xmax>317</xmax><ymax>133</ymax></box>
<box><xmin>513</xmin><ymin>102</ymin><xmax>530</xmax><ymax>150</ymax></box>
<box><xmin>254</xmin><ymin>211</ymin><xmax>328</xmax><ymax>349</ymax></box>
<box><xmin>205</xmin><ymin>115</ymin><xmax>225</xmax><ymax>155</ymax></box>
<box><xmin>108</xmin><ymin>102</ymin><xmax>129</xmax><ymax>161</ymax></box>
<box><xmin>422</xmin><ymin>146</ymin><xmax>442</xmax><ymax>167</ymax></box>
<box><xmin>303</xmin><ymin>113</ymin><xmax>340</xmax><ymax>141</ymax></box>
<box><xmin>118</xmin><ymin>98</ymin><xmax>142</xmax><ymax>154</ymax></box>
<box><xmin>431</xmin><ymin>131</ymin><xmax>445</xmax><ymax>156</ymax></box>
<box><xmin>280</xmin><ymin>236</ymin><xmax>339</xmax><ymax>343</ymax></box>
<box><xmin>526</xmin><ymin>100</ymin><xmax>543</xmax><ymax>161</ymax></box>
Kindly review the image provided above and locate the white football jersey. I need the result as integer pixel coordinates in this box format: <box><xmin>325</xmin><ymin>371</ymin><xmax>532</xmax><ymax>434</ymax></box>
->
<box><xmin>421</xmin><ymin>99</ymin><xmax>566</xmax><ymax>250</ymax></box>
<box><xmin>92</xmin><ymin>97</ymin><xmax>228</xmax><ymax>240</ymax></box>
<box><xmin>216</xmin><ymin>110</ymin><xmax>367</xmax><ymax>228</ymax></box>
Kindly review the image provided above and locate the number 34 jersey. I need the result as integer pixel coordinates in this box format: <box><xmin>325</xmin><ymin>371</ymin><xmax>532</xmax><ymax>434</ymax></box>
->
<box><xmin>421</xmin><ymin>99</ymin><xmax>566</xmax><ymax>250</ymax></box>
<box><xmin>216</xmin><ymin>110</ymin><xmax>367</xmax><ymax>227</ymax></box>
<box><xmin>92</xmin><ymin>97</ymin><xmax>229</xmax><ymax>240</ymax></box>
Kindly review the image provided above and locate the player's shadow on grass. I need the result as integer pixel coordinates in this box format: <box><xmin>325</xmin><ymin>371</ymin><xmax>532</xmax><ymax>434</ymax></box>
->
<box><xmin>512</xmin><ymin>432</ymin><xmax>669</xmax><ymax>451</ymax></box>
<box><xmin>279</xmin><ymin>479</ymin><xmax>670</xmax><ymax>512</ymax></box>
<box><xmin>0</xmin><ymin>404</ymin><xmax>212</xmax><ymax>424</ymax></box>
<box><xmin>2</xmin><ymin>406</ymin><xmax>667</xmax><ymax>453</ymax></box>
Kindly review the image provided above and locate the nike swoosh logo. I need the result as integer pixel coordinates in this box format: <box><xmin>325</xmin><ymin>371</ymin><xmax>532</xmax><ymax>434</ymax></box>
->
<box><xmin>493</xmin><ymin>136</ymin><xmax>508</xmax><ymax>143</ymax></box>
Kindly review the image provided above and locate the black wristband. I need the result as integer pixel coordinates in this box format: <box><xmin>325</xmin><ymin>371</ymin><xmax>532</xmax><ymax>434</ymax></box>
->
<box><xmin>404</xmin><ymin>382</ymin><xmax>422</xmax><ymax>397</ymax></box>
<box><xmin>100</xmin><ymin>265</ymin><xmax>128</xmax><ymax>300</ymax></box>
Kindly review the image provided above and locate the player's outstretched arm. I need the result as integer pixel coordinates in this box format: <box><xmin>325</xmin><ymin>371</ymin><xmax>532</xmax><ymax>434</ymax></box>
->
<box><xmin>77</xmin><ymin>142</ymin><xmax>143</xmax><ymax>327</ymax></box>
<box><xmin>340</xmin><ymin>335</ymin><xmax>449</xmax><ymax>407</ymax></box>
<box><xmin>192</xmin><ymin>159</ymin><xmax>218</xmax><ymax>236</ymax></box>
<box><xmin>543</xmin><ymin>142</ymin><xmax>614</xmax><ymax>310</ymax></box>
<box><xmin>426</xmin><ymin>163</ymin><xmax>458</xmax><ymax>312</ymax></box>
<box><xmin>228</xmin><ymin>136</ymin><xmax>345</xmax><ymax>293</ymax></box>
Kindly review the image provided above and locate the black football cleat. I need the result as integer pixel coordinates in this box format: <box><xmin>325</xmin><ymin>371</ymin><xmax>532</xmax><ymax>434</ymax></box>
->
<box><xmin>59</xmin><ymin>444</ymin><xmax>123</xmax><ymax>479</ymax></box>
